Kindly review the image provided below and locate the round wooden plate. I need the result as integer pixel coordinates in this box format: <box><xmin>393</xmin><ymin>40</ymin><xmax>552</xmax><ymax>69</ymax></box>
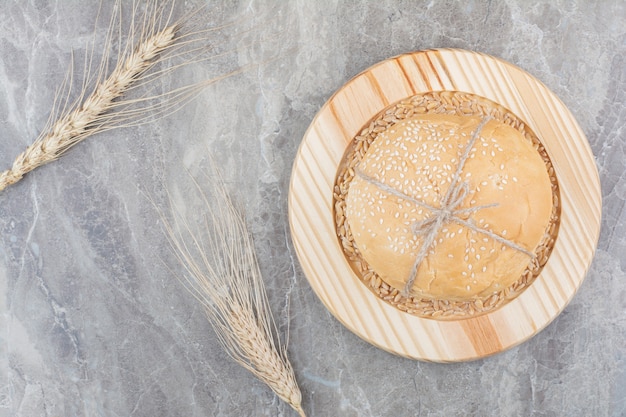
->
<box><xmin>288</xmin><ymin>49</ymin><xmax>601</xmax><ymax>362</ymax></box>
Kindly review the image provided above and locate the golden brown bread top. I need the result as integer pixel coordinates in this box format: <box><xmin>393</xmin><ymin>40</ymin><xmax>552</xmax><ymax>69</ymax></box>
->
<box><xmin>345</xmin><ymin>114</ymin><xmax>553</xmax><ymax>301</ymax></box>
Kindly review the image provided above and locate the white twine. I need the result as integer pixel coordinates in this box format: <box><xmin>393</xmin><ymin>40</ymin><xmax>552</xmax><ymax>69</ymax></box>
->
<box><xmin>355</xmin><ymin>117</ymin><xmax>535</xmax><ymax>297</ymax></box>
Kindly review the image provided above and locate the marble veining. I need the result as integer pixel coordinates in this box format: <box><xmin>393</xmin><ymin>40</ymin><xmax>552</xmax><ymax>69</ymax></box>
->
<box><xmin>1</xmin><ymin>1</ymin><xmax>625</xmax><ymax>416</ymax></box>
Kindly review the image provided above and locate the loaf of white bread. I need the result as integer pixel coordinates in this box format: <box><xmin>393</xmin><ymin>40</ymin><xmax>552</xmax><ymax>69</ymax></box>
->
<box><xmin>345</xmin><ymin>114</ymin><xmax>553</xmax><ymax>301</ymax></box>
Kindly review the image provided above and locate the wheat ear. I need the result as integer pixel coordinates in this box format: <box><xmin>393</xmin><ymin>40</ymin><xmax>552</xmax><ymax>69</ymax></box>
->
<box><xmin>0</xmin><ymin>0</ymin><xmax>247</xmax><ymax>191</ymax></box>
<box><xmin>0</xmin><ymin>18</ymin><xmax>179</xmax><ymax>191</ymax></box>
<box><xmin>162</xmin><ymin>173</ymin><xmax>306</xmax><ymax>417</ymax></box>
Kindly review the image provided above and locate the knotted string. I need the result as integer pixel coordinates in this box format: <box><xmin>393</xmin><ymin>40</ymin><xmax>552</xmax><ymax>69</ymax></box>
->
<box><xmin>355</xmin><ymin>117</ymin><xmax>535</xmax><ymax>297</ymax></box>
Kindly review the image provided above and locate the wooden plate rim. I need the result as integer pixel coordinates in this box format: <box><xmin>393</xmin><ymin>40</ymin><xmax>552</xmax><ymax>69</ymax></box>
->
<box><xmin>288</xmin><ymin>48</ymin><xmax>602</xmax><ymax>362</ymax></box>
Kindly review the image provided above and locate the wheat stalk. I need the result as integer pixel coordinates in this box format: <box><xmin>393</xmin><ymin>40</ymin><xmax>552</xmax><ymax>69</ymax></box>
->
<box><xmin>162</xmin><ymin>172</ymin><xmax>306</xmax><ymax>417</ymax></box>
<box><xmin>0</xmin><ymin>25</ymin><xmax>178</xmax><ymax>191</ymax></box>
<box><xmin>0</xmin><ymin>0</ymin><xmax>250</xmax><ymax>192</ymax></box>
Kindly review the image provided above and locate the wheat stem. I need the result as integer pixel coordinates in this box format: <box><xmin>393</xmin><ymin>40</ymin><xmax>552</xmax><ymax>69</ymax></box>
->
<box><xmin>0</xmin><ymin>20</ymin><xmax>178</xmax><ymax>191</ymax></box>
<box><xmin>162</xmin><ymin>172</ymin><xmax>307</xmax><ymax>416</ymax></box>
<box><xmin>1</xmin><ymin>0</ymin><xmax>293</xmax><ymax>192</ymax></box>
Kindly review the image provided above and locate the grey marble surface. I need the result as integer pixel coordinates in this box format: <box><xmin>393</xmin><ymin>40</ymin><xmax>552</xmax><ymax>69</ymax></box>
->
<box><xmin>1</xmin><ymin>1</ymin><xmax>625</xmax><ymax>416</ymax></box>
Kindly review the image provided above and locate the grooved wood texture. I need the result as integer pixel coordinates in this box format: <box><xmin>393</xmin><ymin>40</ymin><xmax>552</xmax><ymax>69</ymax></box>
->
<box><xmin>288</xmin><ymin>49</ymin><xmax>601</xmax><ymax>362</ymax></box>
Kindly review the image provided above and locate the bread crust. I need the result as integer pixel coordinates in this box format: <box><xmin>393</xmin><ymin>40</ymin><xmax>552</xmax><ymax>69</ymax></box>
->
<box><xmin>345</xmin><ymin>114</ymin><xmax>553</xmax><ymax>300</ymax></box>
